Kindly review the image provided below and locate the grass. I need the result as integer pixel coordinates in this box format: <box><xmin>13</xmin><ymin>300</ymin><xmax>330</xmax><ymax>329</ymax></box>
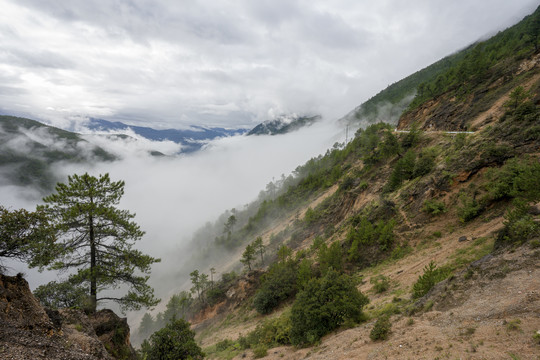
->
<box><xmin>204</xmin><ymin>342</ymin><xmax>243</xmax><ymax>360</ymax></box>
<box><xmin>505</xmin><ymin>319</ymin><xmax>522</xmax><ymax>332</ymax></box>
<box><xmin>447</xmin><ymin>237</ymin><xmax>493</xmax><ymax>271</ymax></box>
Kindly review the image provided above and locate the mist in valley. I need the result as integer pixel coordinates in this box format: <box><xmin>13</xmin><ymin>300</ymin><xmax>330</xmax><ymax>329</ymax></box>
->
<box><xmin>0</xmin><ymin>117</ymin><xmax>344</xmax><ymax>326</ymax></box>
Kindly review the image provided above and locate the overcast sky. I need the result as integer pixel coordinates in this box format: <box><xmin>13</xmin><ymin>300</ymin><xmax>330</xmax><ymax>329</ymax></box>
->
<box><xmin>0</xmin><ymin>0</ymin><xmax>538</xmax><ymax>128</ymax></box>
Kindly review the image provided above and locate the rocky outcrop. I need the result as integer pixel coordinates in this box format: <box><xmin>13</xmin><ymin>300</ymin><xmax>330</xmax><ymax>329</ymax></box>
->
<box><xmin>0</xmin><ymin>273</ymin><xmax>135</xmax><ymax>360</ymax></box>
<box><xmin>90</xmin><ymin>309</ymin><xmax>137</xmax><ymax>360</ymax></box>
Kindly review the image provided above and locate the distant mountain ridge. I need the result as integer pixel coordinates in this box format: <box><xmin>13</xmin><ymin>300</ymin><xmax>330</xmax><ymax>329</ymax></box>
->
<box><xmin>0</xmin><ymin>115</ymin><xmax>115</xmax><ymax>191</ymax></box>
<box><xmin>85</xmin><ymin>118</ymin><xmax>247</xmax><ymax>153</ymax></box>
<box><xmin>247</xmin><ymin>114</ymin><xmax>321</xmax><ymax>136</ymax></box>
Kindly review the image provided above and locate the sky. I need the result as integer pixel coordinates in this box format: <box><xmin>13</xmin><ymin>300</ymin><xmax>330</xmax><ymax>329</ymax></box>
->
<box><xmin>0</xmin><ymin>0</ymin><xmax>538</xmax><ymax>129</ymax></box>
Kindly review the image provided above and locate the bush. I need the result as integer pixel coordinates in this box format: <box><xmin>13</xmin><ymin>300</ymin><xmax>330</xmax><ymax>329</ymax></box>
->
<box><xmin>242</xmin><ymin>312</ymin><xmax>292</xmax><ymax>349</ymax></box>
<box><xmin>252</xmin><ymin>344</ymin><xmax>268</xmax><ymax>358</ymax></box>
<box><xmin>412</xmin><ymin>261</ymin><xmax>450</xmax><ymax>299</ymax></box>
<box><xmin>413</xmin><ymin>151</ymin><xmax>435</xmax><ymax>178</ymax></box>
<box><xmin>422</xmin><ymin>199</ymin><xmax>447</xmax><ymax>215</ymax></box>
<box><xmin>143</xmin><ymin>318</ymin><xmax>204</xmax><ymax>360</ymax></box>
<box><xmin>457</xmin><ymin>195</ymin><xmax>483</xmax><ymax>222</ymax></box>
<box><xmin>317</xmin><ymin>242</ymin><xmax>344</xmax><ymax>274</ymax></box>
<box><xmin>496</xmin><ymin>199</ymin><xmax>540</xmax><ymax>247</ymax></box>
<box><xmin>215</xmin><ymin>339</ymin><xmax>234</xmax><ymax>351</ymax></box>
<box><xmin>370</xmin><ymin>275</ymin><xmax>390</xmax><ymax>294</ymax></box>
<box><xmin>252</xmin><ymin>261</ymin><xmax>297</xmax><ymax>314</ymax></box>
<box><xmin>339</xmin><ymin>176</ymin><xmax>355</xmax><ymax>192</ymax></box>
<box><xmin>370</xmin><ymin>315</ymin><xmax>391</xmax><ymax>341</ymax></box>
<box><xmin>290</xmin><ymin>270</ymin><xmax>369</xmax><ymax>346</ymax></box>
<box><xmin>385</xmin><ymin>150</ymin><xmax>416</xmax><ymax>192</ymax></box>
<box><xmin>206</xmin><ymin>287</ymin><xmax>226</xmax><ymax>306</ymax></box>
<box><xmin>347</xmin><ymin>217</ymin><xmax>396</xmax><ymax>261</ymax></box>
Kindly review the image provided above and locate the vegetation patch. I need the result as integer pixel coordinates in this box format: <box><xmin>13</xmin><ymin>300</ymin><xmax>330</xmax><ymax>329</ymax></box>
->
<box><xmin>412</xmin><ymin>261</ymin><xmax>452</xmax><ymax>299</ymax></box>
<box><xmin>369</xmin><ymin>315</ymin><xmax>392</xmax><ymax>341</ymax></box>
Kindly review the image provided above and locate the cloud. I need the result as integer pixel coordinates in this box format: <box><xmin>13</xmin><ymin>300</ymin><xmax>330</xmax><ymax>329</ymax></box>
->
<box><xmin>0</xmin><ymin>118</ymin><xmax>345</xmax><ymax>321</ymax></box>
<box><xmin>0</xmin><ymin>0</ymin><xmax>538</xmax><ymax>128</ymax></box>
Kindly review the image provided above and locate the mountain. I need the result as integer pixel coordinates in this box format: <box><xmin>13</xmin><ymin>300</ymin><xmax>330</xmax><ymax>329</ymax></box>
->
<box><xmin>0</xmin><ymin>115</ymin><xmax>115</xmax><ymax>191</ymax></box>
<box><xmin>247</xmin><ymin>114</ymin><xmax>321</xmax><ymax>136</ymax></box>
<box><xmin>133</xmin><ymin>6</ymin><xmax>540</xmax><ymax>359</ymax></box>
<box><xmin>85</xmin><ymin>118</ymin><xmax>247</xmax><ymax>153</ymax></box>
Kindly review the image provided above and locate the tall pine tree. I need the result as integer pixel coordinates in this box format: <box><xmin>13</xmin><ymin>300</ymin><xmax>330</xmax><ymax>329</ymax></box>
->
<box><xmin>38</xmin><ymin>173</ymin><xmax>160</xmax><ymax>312</ymax></box>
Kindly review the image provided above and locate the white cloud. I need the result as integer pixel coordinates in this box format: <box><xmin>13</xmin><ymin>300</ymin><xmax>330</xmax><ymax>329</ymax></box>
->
<box><xmin>0</xmin><ymin>0</ymin><xmax>537</xmax><ymax>128</ymax></box>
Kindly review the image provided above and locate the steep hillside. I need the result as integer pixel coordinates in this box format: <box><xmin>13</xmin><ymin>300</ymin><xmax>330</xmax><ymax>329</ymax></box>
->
<box><xmin>135</xmin><ymin>6</ymin><xmax>540</xmax><ymax>360</ymax></box>
<box><xmin>0</xmin><ymin>116</ymin><xmax>115</xmax><ymax>191</ymax></box>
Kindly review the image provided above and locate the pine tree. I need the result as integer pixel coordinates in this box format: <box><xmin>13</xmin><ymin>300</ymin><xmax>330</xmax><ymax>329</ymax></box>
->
<box><xmin>0</xmin><ymin>206</ymin><xmax>55</xmax><ymax>272</ymax></box>
<box><xmin>252</xmin><ymin>236</ymin><xmax>265</xmax><ymax>265</ymax></box>
<box><xmin>38</xmin><ymin>173</ymin><xmax>160</xmax><ymax>313</ymax></box>
<box><xmin>241</xmin><ymin>243</ymin><xmax>256</xmax><ymax>271</ymax></box>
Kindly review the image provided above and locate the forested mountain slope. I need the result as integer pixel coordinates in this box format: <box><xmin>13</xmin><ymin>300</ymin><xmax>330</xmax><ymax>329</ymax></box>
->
<box><xmin>136</xmin><ymin>6</ymin><xmax>540</xmax><ymax>360</ymax></box>
<box><xmin>0</xmin><ymin>115</ymin><xmax>115</xmax><ymax>191</ymax></box>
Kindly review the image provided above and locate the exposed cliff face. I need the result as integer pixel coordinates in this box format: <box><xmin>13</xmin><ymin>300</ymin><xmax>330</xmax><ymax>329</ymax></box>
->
<box><xmin>0</xmin><ymin>274</ymin><xmax>135</xmax><ymax>360</ymax></box>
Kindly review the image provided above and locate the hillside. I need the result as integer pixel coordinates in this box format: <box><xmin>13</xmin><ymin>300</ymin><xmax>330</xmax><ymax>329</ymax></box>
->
<box><xmin>133</xmin><ymin>6</ymin><xmax>540</xmax><ymax>360</ymax></box>
<box><xmin>0</xmin><ymin>115</ymin><xmax>115</xmax><ymax>191</ymax></box>
<box><xmin>247</xmin><ymin>115</ymin><xmax>321</xmax><ymax>136</ymax></box>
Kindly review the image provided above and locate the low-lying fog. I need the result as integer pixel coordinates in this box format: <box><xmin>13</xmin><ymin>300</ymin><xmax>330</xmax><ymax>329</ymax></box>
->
<box><xmin>0</xmin><ymin>118</ymin><xmax>345</xmax><ymax>323</ymax></box>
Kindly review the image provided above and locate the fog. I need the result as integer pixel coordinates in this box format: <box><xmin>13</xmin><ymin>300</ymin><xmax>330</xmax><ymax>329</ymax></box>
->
<box><xmin>0</xmin><ymin>117</ymin><xmax>344</xmax><ymax>323</ymax></box>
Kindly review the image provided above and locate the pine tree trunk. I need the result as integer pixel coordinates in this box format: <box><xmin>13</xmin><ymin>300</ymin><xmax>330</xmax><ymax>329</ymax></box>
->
<box><xmin>89</xmin><ymin>213</ymin><xmax>97</xmax><ymax>313</ymax></box>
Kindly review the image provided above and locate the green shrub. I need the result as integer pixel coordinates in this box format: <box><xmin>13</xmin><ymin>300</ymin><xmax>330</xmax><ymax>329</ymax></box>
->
<box><xmin>385</xmin><ymin>150</ymin><xmax>416</xmax><ymax>191</ymax></box>
<box><xmin>374</xmin><ymin>302</ymin><xmax>401</xmax><ymax>317</ymax></box>
<box><xmin>347</xmin><ymin>217</ymin><xmax>396</xmax><ymax>261</ymax></box>
<box><xmin>370</xmin><ymin>315</ymin><xmax>391</xmax><ymax>341</ymax></box>
<box><xmin>497</xmin><ymin>199</ymin><xmax>540</xmax><ymax>247</ymax></box>
<box><xmin>311</xmin><ymin>236</ymin><xmax>324</xmax><ymax>251</ymax></box>
<box><xmin>304</xmin><ymin>207</ymin><xmax>319</xmax><ymax>225</ymax></box>
<box><xmin>506</xmin><ymin>319</ymin><xmax>522</xmax><ymax>332</ymax></box>
<box><xmin>370</xmin><ymin>275</ymin><xmax>390</xmax><ymax>294</ymax></box>
<box><xmin>253</xmin><ymin>344</ymin><xmax>268</xmax><ymax>358</ymax></box>
<box><xmin>422</xmin><ymin>199</ymin><xmax>447</xmax><ymax>215</ymax></box>
<box><xmin>290</xmin><ymin>270</ymin><xmax>369</xmax><ymax>346</ymax></box>
<box><xmin>318</xmin><ymin>241</ymin><xmax>344</xmax><ymax>274</ymax></box>
<box><xmin>412</xmin><ymin>261</ymin><xmax>451</xmax><ymax>299</ymax></box>
<box><xmin>252</xmin><ymin>261</ymin><xmax>297</xmax><ymax>314</ymax></box>
<box><xmin>358</xmin><ymin>181</ymin><xmax>369</xmax><ymax>191</ymax></box>
<box><xmin>400</xmin><ymin>124</ymin><xmax>422</xmax><ymax>149</ymax></box>
<box><xmin>143</xmin><ymin>318</ymin><xmax>204</xmax><ymax>360</ymax></box>
<box><xmin>390</xmin><ymin>244</ymin><xmax>412</xmax><ymax>260</ymax></box>
<box><xmin>215</xmin><ymin>339</ymin><xmax>234</xmax><ymax>351</ymax></box>
<box><xmin>206</xmin><ymin>287</ymin><xmax>226</xmax><ymax>307</ymax></box>
<box><xmin>457</xmin><ymin>196</ymin><xmax>483</xmax><ymax>222</ymax></box>
<box><xmin>413</xmin><ymin>151</ymin><xmax>435</xmax><ymax>177</ymax></box>
<box><xmin>339</xmin><ymin>176</ymin><xmax>355</xmax><ymax>192</ymax></box>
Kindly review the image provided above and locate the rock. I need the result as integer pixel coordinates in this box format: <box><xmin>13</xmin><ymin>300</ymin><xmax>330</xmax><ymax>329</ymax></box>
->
<box><xmin>458</xmin><ymin>236</ymin><xmax>468</xmax><ymax>242</ymax></box>
<box><xmin>90</xmin><ymin>309</ymin><xmax>137</xmax><ymax>360</ymax></box>
<box><xmin>59</xmin><ymin>308</ymin><xmax>113</xmax><ymax>360</ymax></box>
<box><xmin>528</xmin><ymin>204</ymin><xmax>540</xmax><ymax>215</ymax></box>
<box><xmin>0</xmin><ymin>273</ymin><xmax>134</xmax><ymax>360</ymax></box>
